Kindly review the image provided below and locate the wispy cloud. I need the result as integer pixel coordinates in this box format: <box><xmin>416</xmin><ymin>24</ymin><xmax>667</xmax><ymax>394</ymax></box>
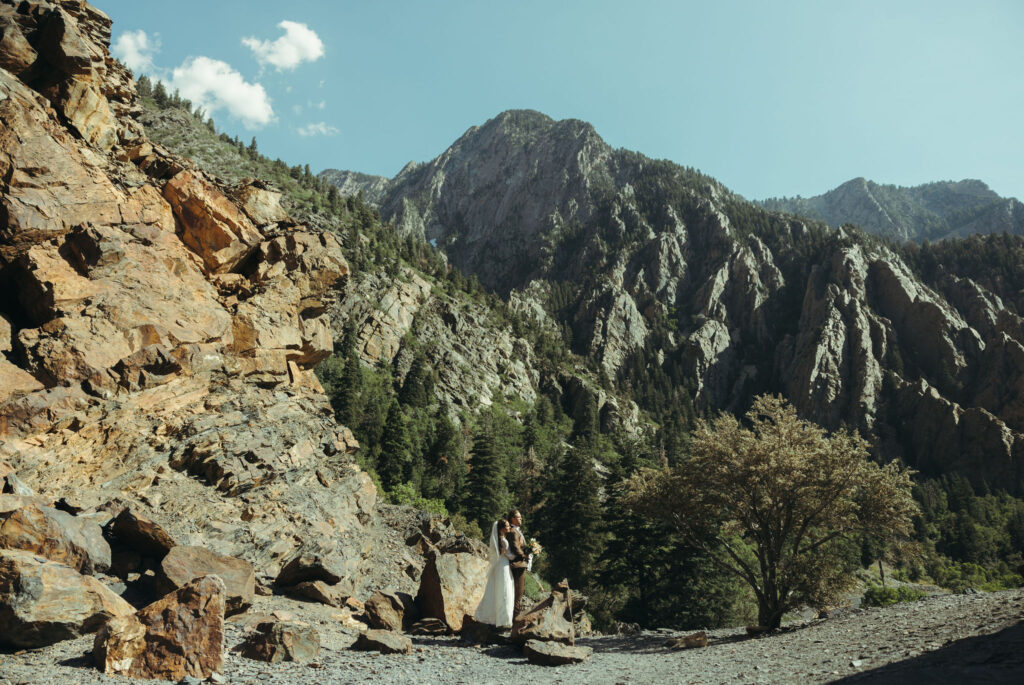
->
<box><xmin>112</xmin><ymin>29</ymin><xmax>159</xmax><ymax>73</ymax></box>
<box><xmin>171</xmin><ymin>57</ymin><xmax>274</xmax><ymax>128</ymax></box>
<box><xmin>243</xmin><ymin>21</ymin><xmax>324</xmax><ymax>71</ymax></box>
<box><xmin>297</xmin><ymin>122</ymin><xmax>339</xmax><ymax>137</ymax></box>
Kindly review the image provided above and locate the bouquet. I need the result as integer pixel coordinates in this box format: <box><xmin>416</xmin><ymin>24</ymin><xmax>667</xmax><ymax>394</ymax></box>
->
<box><xmin>527</xmin><ymin>537</ymin><xmax>542</xmax><ymax>572</ymax></box>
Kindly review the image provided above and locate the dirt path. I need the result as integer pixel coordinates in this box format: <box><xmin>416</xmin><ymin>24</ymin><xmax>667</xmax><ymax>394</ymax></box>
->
<box><xmin>2</xmin><ymin>589</ymin><xmax>1022</xmax><ymax>684</ymax></box>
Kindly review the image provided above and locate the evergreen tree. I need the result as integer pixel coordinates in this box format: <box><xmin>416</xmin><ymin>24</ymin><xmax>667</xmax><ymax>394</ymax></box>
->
<box><xmin>424</xmin><ymin>406</ymin><xmax>465</xmax><ymax>506</ymax></box>
<box><xmin>248</xmin><ymin>136</ymin><xmax>258</xmax><ymax>158</ymax></box>
<box><xmin>537</xmin><ymin>438</ymin><xmax>605</xmax><ymax>589</ymax></box>
<box><xmin>378</xmin><ymin>401</ymin><xmax>412</xmax><ymax>489</ymax></box>
<box><xmin>136</xmin><ymin>74</ymin><xmax>152</xmax><ymax>98</ymax></box>
<box><xmin>399</xmin><ymin>351</ymin><xmax>434</xmax><ymax>408</ymax></box>
<box><xmin>152</xmin><ymin>80</ymin><xmax>168</xmax><ymax>107</ymax></box>
<box><xmin>464</xmin><ymin>429</ymin><xmax>507</xmax><ymax>532</ymax></box>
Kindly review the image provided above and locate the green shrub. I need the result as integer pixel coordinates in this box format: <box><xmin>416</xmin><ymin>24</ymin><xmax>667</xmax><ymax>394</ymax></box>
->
<box><xmin>862</xmin><ymin>585</ymin><xmax>927</xmax><ymax>607</ymax></box>
<box><xmin>387</xmin><ymin>482</ymin><xmax>448</xmax><ymax>517</ymax></box>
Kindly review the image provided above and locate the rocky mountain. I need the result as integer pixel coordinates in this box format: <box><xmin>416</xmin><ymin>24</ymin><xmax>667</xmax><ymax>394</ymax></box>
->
<box><xmin>324</xmin><ymin>110</ymin><xmax>1024</xmax><ymax>493</ymax></box>
<box><xmin>759</xmin><ymin>177</ymin><xmax>1024</xmax><ymax>243</ymax></box>
<box><xmin>0</xmin><ymin>0</ymin><xmax>458</xmax><ymax>599</ymax></box>
<box><xmin>319</xmin><ymin>169</ymin><xmax>390</xmax><ymax>206</ymax></box>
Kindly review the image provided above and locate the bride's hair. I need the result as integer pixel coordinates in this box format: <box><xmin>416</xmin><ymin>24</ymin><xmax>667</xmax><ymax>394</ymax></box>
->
<box><xmin>497</xmin><ymin>518</ymin><xmax>510</xmax><ymax>533</ymax></box>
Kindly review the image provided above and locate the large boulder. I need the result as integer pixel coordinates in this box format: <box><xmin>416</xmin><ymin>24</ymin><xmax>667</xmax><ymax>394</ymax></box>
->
<box><xmin>364</xmin><ymin>590</ymin><xmax>417</xmax><ymax>631</ymax></box>
<box><xmin>0</xmin><ymin>549</ymin><xmax>133</xmax><ymax>648</ymax></box>
<box><xmin>351</xmin><ymin>628</ymin><xmax>412</xmax><ymax>655</ymax></box>
<box><xmin>236</xmin><ymin>619</ymin><xmax>319</xmax><ymax>664</ymax></box>
<box><xmin>0</xmin><ymin>503</ymin><xmax>110</xmax><ymax>574</ymax></box>
<box><xmin>94</xmin><ymin>575</ymin><xmax>226</xmax><ymax>680</ymax></box>
<box><xmin>415</xmin><ymin>550</ymin><xmax>488</xmax><ymax>632</ymax></box>
<box><xmin>275</xmin><ymin>551</ymin><xmax>345</xmax><ymax>588</ymax></box>
<box><xmin>157</xmin><ymin>545</ymin><xmax>254</xmax><ymax>615</ymax></box>
<box><xmin>511</xmin><ymin>582</ymin><xmax>575</xmax><ymax>645</ymax></box>
<box><xmin>106</xmin><ymin>507</ymin><xmax>177</xmax><ymax>561</ymax></box>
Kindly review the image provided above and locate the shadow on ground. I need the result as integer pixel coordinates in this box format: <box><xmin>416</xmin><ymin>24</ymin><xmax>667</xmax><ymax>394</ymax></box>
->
<box><xmin>835</xmin><ymin>621</ymin><xmax>1024</xmax><ymax>684</ymax></box>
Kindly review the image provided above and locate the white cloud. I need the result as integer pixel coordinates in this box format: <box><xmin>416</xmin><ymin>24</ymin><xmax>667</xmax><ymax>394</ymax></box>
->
<box><xmin>170</xmin><ymin>57</ymin><xmax>274</xmax><ymax>128</ymax></box>
<box><xmin>112</xmin><ymin>29</ymin><xmax>159</xmax><ymax>73</ymax></box>
<box><xmin>297</xmin><ymin>122</ymin><xmax>339</xmax><ymax>137</ymax></box>
<box><xmin>242</xmin><ymin>21</ymin><xmax>324</xmax><ymax>71</ymax></box>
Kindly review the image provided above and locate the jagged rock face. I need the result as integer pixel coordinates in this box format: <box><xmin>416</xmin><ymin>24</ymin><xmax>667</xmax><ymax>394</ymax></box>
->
<box><xmin>332</xmin><ymin>267</ymin><xmax>539</xmax><ymax>411</ymax></box>
<box><xmin>328</xmin><ymin>109</ymin><xmax>1024</xmax><ymax>491</ymax></box>
<box><xmin>0</xmin><ymin>0</ymin><xmax>417</xmax><ymax>597</ymax></box>
<box><xmin>760</xmin><ymin>177</ymin><xmax>1024</xmax><ymax>243</ymax></box>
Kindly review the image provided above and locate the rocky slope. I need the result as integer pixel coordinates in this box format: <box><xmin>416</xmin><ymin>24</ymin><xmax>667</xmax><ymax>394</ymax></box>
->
<box><xmin>324</xmin><ymin>110</ymin><xmax>1024</xmax><ymax>492</ymax></box>
<box><xmin>760</xmin><ymin>177</ymin><xmax>1024</xmax><ymax>243</ymax></box>
<box><xmin>0</xmin><ymin>0</ymin><xmax>438</xmax><ymax>596</ymax></box>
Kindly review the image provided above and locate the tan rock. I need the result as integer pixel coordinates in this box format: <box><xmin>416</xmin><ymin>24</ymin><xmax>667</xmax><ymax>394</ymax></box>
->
<box><xmin>58</xmin><ymin>78</ymin><xmax>118</xmax><ymax>151</ymax></box>
<box><xmin>233</xmin><ymin>180</ymin><xmax>289</xmax><ymax>225</ymax></box>
<box><xmin>0</xmin><ymin>19</ymin><xmax>37</xmax><ymax>75</ymax></box>
<box><xmin>0</xmin><ymin>549</ymin><xmax>133</xmax><ymax>648</ymax></box>
<box><xmin>94</xmin><ymin>575</ymin><xmax>226</xmax><ymax>680</ymax></box>
<box><xmin>163</xmin><ymin>170</ymin><xmax>262</xmax><ymax>273</ymax></box>
<box><xmin>0</xmin><ymin>503</ymin><xmax>110</xmax><ymax>574</ymax></box>
<box><xmin>0</xmin><ymin>359</ymin><xmax>44</xmax><ymax>401</ymax></box>
<box><xmin>158</xmin><ymin>545</ymin><xmax>254</xmax><ymax>616</ymax></box>
<box><xmin>415</xmin><ymin>550</ymin><xmax>489</xmax><ymax>632</ymax></box>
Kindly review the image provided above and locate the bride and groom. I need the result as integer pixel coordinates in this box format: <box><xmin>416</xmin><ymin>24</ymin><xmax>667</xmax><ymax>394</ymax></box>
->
<box><xmin>474</xmin><ymin>509</ymin><xmax>529</xmax><ymax>628</ymax></box>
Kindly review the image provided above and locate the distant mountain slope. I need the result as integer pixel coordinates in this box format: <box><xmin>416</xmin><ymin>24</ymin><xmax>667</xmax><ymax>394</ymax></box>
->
<box><xmin>322</xmin><ymin>110</ymin><xmax>1024</xmax><ymax>494</ymax></box>
<box><xmin>759</xmin><ymin>177</ymin><xmax>1024</xmax><ymax>242</ymax></box>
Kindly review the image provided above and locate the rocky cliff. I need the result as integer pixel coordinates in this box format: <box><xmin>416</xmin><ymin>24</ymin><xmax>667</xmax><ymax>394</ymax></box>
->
<box><xmin>0</xmin><ymin>0</ymin><xmax>427</xmax><ymax>594</ymax></box>
<box><xmin>324</xmin><ymin>110</ymin><xmax>1024</xmax><ymax>492</ymax></box>
<box><xmin>759</xmin><ymin>177</ymin><xmax>1024</xmax><ymax>243</ymax></box>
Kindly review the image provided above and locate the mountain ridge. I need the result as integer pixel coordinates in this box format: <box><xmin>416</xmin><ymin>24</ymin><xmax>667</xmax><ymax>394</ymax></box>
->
<box><xmin>322</xmin><ymin>109</ymin><xmax>1024</xmax><ymax>494</ymax></box>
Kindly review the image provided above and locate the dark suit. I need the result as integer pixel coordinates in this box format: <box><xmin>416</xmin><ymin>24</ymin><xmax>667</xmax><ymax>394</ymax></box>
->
<box><xmin>507</xmin><ymin>526</ymin><xmax>528</xmax><ymax>617</ymax></box>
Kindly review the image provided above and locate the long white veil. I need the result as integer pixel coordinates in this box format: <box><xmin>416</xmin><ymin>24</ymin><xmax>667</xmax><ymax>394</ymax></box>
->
<box><xmin>487</xmin><ymin>520</ymin><xmax>500</xmax><ymax>565</ymax></box>
<box><xmin>474</xmin><ymin>519</ymin><xmax>510</xmax><ymax>626</ymax></box>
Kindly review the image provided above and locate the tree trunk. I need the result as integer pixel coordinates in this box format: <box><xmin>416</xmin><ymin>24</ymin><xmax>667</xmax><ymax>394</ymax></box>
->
<box><xmin>878</xmin><ymin>559</ymin><xmax>885</xmax><ymax>589</ymax></box>
<box><xmin>757</xmin><ymin>600</ymin><xmax>783</xmax><ymax>630</ymax></box>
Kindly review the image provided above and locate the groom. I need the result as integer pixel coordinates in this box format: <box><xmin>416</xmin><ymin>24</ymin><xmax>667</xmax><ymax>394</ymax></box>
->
<box><xmin>506</xmin><ymin>509</ymin><xmax>528</xmax><ymax>617</ymax></box>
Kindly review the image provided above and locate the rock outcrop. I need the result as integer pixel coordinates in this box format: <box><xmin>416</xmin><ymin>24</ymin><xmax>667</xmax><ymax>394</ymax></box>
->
<box><xmin>0</xmin><ymin>0</ymin><xmax>421</xmax><ymax>610</ymax></box>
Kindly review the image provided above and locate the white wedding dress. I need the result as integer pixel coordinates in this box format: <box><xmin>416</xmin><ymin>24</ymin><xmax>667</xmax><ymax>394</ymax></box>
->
<box><xmin>473</xmin><ymin>521</ymin><xmax>515</xmax><ymax>628</ymax></box>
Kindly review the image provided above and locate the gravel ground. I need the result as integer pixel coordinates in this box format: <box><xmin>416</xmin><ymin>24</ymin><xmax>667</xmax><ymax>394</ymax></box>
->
<box><xmin>2</xmin><ymin>589</ymin><xmax>1022</xmax><ymax>684</ymax></box>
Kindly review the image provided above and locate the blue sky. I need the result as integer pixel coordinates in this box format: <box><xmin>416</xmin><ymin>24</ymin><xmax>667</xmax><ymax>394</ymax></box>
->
<box><xmin>95</xmin><ymin>1</ymin><xmax>1024</xmax><ymax>201</ymax></box>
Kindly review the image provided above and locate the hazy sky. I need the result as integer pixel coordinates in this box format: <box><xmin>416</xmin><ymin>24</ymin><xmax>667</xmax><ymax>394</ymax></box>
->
<box><xmin>94</xmin><ymin>1</ymin><xmax>1024</xmax><ymax>200</ymax></box>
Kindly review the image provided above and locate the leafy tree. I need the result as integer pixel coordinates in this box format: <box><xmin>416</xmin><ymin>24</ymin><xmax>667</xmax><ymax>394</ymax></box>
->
<box><xmin>622</xmin><ymin>395</ymin><xmax>918</xmax><ymax>629</ymax></box>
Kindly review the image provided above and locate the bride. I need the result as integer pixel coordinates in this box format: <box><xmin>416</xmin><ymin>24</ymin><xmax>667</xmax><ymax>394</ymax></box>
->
<box><xmin>473</xmin><ymin>518</ymin><xmax>515</xmax><ymax>628</ymax></box>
